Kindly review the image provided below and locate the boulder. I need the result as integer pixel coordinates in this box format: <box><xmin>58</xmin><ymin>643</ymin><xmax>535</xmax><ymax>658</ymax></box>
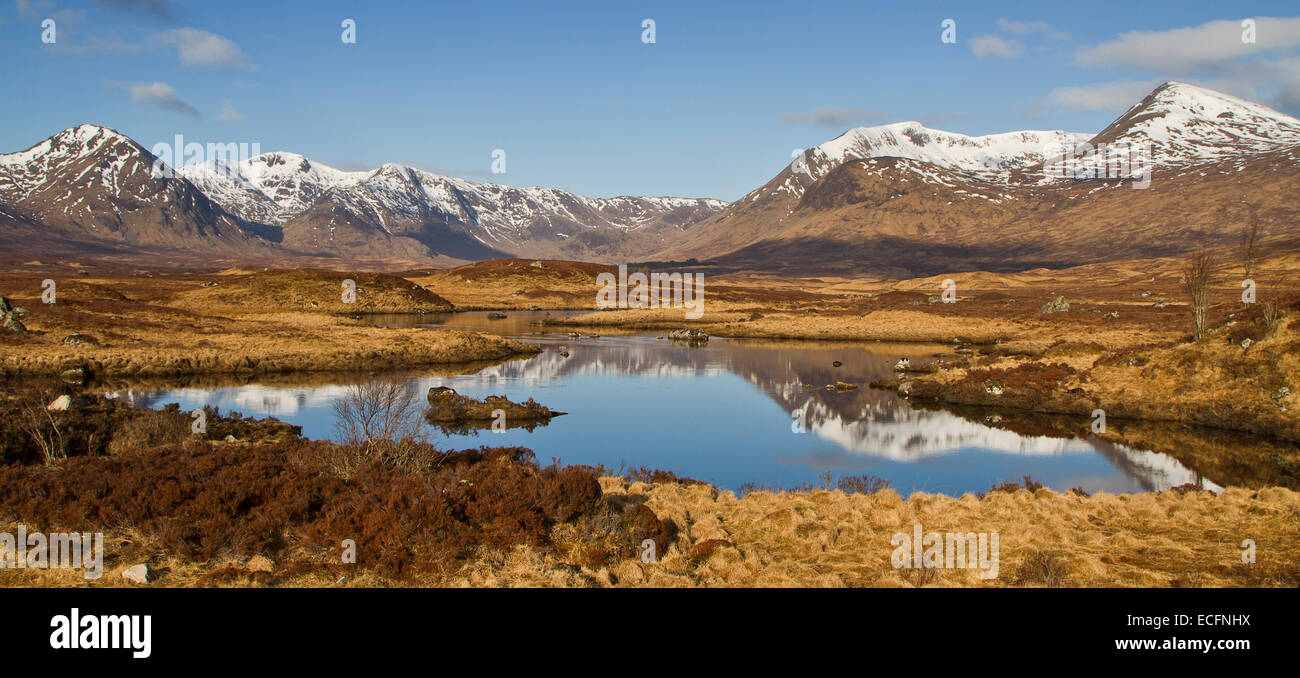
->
<box><xmin>1039</xmin><ymin>296</ymin><xmax>1069</xmax><ymax>314</ymax></box>
<box><xmin>60</xmin><ymin>367</ymin><xmax>90</xmax><ymax>386</ymax></box>
<box><xmin>60</xmin><ymin>333</ymin><xmax>99</xmax><ymax>347</ymax></box>
<box><xmin>121</xmin><ymin>563</ymin><xmax>158</xmax><ymax>585</ymax></box>
<box><xmin>46</xmin><ymin>395</ymin><xmax>72</xmax><ymax>411</ymax></box>
<box><xmin>2</xmin><ymin>312</ymin><xmax>25</xmax><ymax>333</ymax></box>
<box><xmin>487</xmin><ymin>311</ymin><xmax>507</xmax><ymax>319</ymax></box>
<box><xmin>427</xmin><ymin>386</ymin><xmax>458</xmax><ymax>405</ymax></box>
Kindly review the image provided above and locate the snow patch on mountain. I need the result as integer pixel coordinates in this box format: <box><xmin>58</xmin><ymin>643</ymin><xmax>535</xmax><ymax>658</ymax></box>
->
<box><xmin>1090</xmin><ymin>81</ymin><xmax>1300</xmax><ymax>167</ymax></box>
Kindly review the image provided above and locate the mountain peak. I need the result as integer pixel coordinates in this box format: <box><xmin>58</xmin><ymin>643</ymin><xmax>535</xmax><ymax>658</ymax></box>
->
<box><xmin>1090</xmin><ymin>81</ymin><xmax>1300</xmax><ymax>164</ymax></box>
<box><xmin>797</xmin><ymin>122</ymin><xmax>1090</xmax><ymax>185</ymax></box>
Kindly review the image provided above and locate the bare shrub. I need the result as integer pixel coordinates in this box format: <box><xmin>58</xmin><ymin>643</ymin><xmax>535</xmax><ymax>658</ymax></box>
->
<box><xmin>1014</xmin><ymin>549</ymin><xmax>1072</xmax><ymax>587</ymax></box>
<box><xmin>333</xmin><ymin>375</ymin><xmax>427</xmax><ymax>449</ymax></box>
<box><xmin>14</xmin><ymin>380</ymin><xmax>68</xmax><ymax>466</ymax></box>
<box><xmin>1182</xmin><ymin>249</ymin><xmax>1215</xmax><ymax>340</ymax></box>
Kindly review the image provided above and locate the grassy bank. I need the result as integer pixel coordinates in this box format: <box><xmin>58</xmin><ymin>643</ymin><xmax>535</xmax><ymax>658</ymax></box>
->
<box><xmin>0</xmin><ymin>267</ymin><xmax>538</xmax><ymax>381</ymax></box>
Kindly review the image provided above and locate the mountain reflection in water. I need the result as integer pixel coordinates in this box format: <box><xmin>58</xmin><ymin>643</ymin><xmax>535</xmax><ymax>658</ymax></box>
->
<box><xmin>129</xmin><ymin>312</ymin><xmax>1223</xmax><ymax>495</ymax></box>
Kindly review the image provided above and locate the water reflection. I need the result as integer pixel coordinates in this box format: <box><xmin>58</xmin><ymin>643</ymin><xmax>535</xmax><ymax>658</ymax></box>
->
<box><xmin>126</xmin><ymin>311</ymin><xmax>1226</xmax><ymax>495</ymax></box>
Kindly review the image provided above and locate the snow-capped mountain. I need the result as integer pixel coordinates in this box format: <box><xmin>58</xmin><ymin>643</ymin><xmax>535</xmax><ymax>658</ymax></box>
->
<box><xmin>178</xmin><ymin>151</ymin><xmax>355</xmax><ymax>225</ymax></box>
<box><xmin>654</xmin><ymin>81</ymin><xmax>1300</xmax><ymax>272</ymax></box>
<box><xmin>0</xmin><ymin>124</ymin><xmax>726</xmax><ymax>261</ymax></box>
<box><xmin>178</xmin><ymin>152</ymin><xmax>727</xmax><ymax>261</ymax></box>
<box><xmin>0</xmin><ymin>124</ymin><xmax>259</xmax><ymax>252</ymax></box>
<box><xmin>1089</xmin><ymin>81</ymin><xmax>1300</xmax><ymax>167</ymax></box>
<box><xmin>797</xmin><ymin>124</ymin><xmax>1089</xmax><ymax>186</ymax></box>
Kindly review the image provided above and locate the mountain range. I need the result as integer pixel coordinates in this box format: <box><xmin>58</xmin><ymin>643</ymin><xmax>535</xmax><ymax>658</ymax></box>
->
<box><xmin>3</xmin><ymin>81</ymin><xmax>1299</xmax><ymax>275</ymax></box>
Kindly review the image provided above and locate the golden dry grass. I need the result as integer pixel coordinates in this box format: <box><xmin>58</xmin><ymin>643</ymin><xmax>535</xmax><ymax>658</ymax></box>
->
<box><xmin>0</xmin><ymin>268</ymin><xmax>538</xmax><ymax>380</ymax></box>
<box><xmin>5</xmin><ymin>482</ymin><xmax>1297</xmax><ymax>588</ymax></box>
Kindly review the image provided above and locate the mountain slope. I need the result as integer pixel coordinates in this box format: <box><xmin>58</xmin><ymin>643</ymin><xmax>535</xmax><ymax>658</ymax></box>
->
<box><xmin>659</xmin><ymin>82</ymin><xmax>1300</xmax><ymax>275</ymax></box>
<box><xmin>0</xmin><ymin>125</ymin><xmax>264</xmax><ymax>253</ymax></box>
<box><xmin>179</xmin><ymin>154</ymin><xmax>727</xmax><ymax>261</ymax></box>
<box><xmin>1089</xmin><ymin>81</ymin><xmax>1300</xmax><ymax>165</ymax></box>
<box><xmin>656</xmin><ymin>124</ymin><xmax>1090</xmax><ymax>262</ymax></box>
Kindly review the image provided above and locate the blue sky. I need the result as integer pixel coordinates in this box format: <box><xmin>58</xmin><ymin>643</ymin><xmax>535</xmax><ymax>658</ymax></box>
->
<box><xmin>3</xmin><ymin>0</ymin><xmax>1299</xmax><ymax>200</ymax></box>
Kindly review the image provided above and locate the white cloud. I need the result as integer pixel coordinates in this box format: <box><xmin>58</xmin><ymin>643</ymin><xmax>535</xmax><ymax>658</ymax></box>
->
<box><xmin>970</xmin><ymin>34</ymin><xmax>1023</xmax><ymax>59</ymax></box>
<box><xmin>154</xmin><ymin>28</ymin><xmax>256</xmax><ymax>70</ymax></box>
<box><xmin>1047</xmin><ymin>79</ymin><xmax>1165</xmax><ymax>112</ymax></box>
<box><xmin>996</xmin><ymin>19</ymin><xmax>1051</xmax><ymax>35</ymax></box>
<box><xmin>780</xmin><ymin>106</ymin><xmax>887</xmax><ymax>126</ymax></box>
<box><xmin>1076</xmin><ymin>17</ymin><xmax>1300</xmax><ymax>71</ymax></box>
<box><xmin>109</xmin><ymin>80</ymin><xmax>199</xmax><ymax>116</ymax></box>
<box><xmin>217</xmin><ymin>99</ymin><xmax>244</xmax><ymax>123</ymax></box>
<box><xmin>1069</xmin><ymin>17</ymin><xmax>1300</xmax><ymax>115</ymax></box>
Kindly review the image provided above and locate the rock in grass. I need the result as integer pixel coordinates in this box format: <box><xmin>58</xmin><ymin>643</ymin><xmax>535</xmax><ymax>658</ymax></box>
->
<box><xmin>1040</xmin><ymin>296</ymin><xmax>1069</xmax><ymax>314</ymax></box>
<box><xmin>121</xmin><ymin>564</ymin><xmax>158</xmax><ymax>585</ymax></box>
<box><xmin>46</xmin><ymin>395</ymin><xmax>72</xmax><ymax>411</ymax></box>
<box><xmin>61</xmin><ymin>333</ymin><xmax>99</xmax><ymax>347</ymax></box>
<box><xmin>2</xmin><ymin>312</ymin><xmax>25</xmax><ymax>333</ymax></box>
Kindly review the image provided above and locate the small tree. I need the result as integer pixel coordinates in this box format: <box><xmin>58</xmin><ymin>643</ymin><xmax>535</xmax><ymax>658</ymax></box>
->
<box><xmin>332</xmin><ymin>375</ymin><xmax>426</xmax><ymax>451</ymax></box>
<box><xmin>1182</xmin><ymin>249</ymin><xmax>1215</xmax><ymax>341</ymax></box>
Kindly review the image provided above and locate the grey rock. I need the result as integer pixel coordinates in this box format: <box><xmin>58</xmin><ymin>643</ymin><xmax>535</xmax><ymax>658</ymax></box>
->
<box><xmin>61</xmin><ymin>333</ymin><xmax>99</xmax><ymax>347</ymax></box>
<box><xmin>1039</xmin><ymin>296</ymin><xmax>1069</xmax><ymax>314</ymax></box>
<box><xmin>427</xmin><ymin>386</ymin><xmax>457</xmax><ymax>405</ymax></box>
<box><xmin>121</xmin><ymin>563</ymin><xmax>158</xmax><ymax>584</ymax></box>
<box><xmin>2</xmin><ymin>313</ymin><xmax>25</xmax><ymax>333</ymax></box>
